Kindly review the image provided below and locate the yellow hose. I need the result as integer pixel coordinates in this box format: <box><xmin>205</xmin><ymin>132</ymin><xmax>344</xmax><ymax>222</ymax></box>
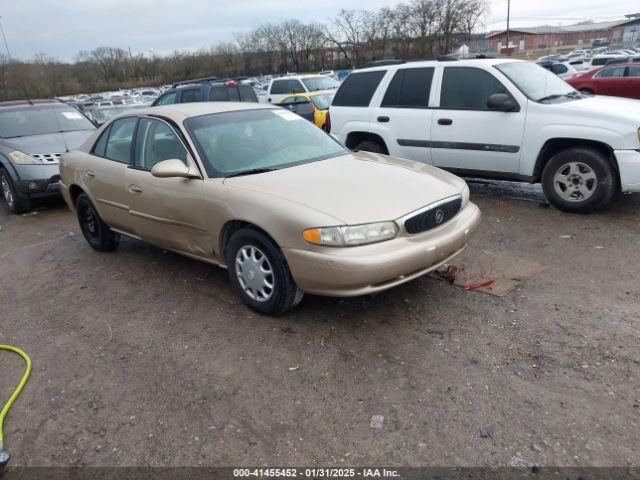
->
<box><xmin>0</xmin><ymin>345</ymin><xmax>32</xmax><ymax>467</ymax></box>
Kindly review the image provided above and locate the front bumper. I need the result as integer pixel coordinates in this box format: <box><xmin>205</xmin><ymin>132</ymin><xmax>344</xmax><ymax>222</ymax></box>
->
<box><xmin>283</xmin><ymin>202</ymin><xmax>481</xmax><ymax>297</ymax></box>
<box><xmin>615</xmin><ymin>150</ymin><xmax>640</xmax><ymax>193</ymax></box>
<box><xmin>11</xmin><ymin>164</ymin><xmax>61</xmax><ymax>199</ymax></box>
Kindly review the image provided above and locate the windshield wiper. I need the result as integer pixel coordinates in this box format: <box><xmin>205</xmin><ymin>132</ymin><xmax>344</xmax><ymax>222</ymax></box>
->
<box><xmin>225</xmin><ymin>167</ymin><xmax>276</xmax><ymax>178</ymax></box>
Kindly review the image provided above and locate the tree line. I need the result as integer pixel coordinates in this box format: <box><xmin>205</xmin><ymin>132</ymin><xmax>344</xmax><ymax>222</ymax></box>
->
<box><xmin>0</xmin><ymin>0</ymin><xmax>488</xmax><ymax>100</ymax></box>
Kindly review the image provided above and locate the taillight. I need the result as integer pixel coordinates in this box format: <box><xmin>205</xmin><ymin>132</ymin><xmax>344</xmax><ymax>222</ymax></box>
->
<box><xmin>225</xmin><ymin>81</ymin><xmax>237</xmax><ymax>86</ymax></box>
<box><xmin>325</xmin><ymin>110</ymin><xmax>331</xmax><ymax>133</ymax></box>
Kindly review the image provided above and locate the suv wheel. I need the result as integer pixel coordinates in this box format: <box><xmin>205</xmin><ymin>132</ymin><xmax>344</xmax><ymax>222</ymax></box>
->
<box><xmin>353</xmin><ymin>140</ymin><xmax>386</xmax><ymax>154</ymax></box>
<box><xmin>226</xmin><ymin>228</ymin><xmax>302</xmax><ymax>315</ymax></box>
<box><xmin>76</xmin><ymin>193</ymin><xmax>120</xmax><ymax>251</ymax></box>
<box><xmin>0</xmin><ymin>168</ymin><xmax>31</xmax><ymax>214</ymax></box>
<box><xmin>541</xmin><ymin>147</ymin><xmax>616</xmax><ymax>213</ymax></box>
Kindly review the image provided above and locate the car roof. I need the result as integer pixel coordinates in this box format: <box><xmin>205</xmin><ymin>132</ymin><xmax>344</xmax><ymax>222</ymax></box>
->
<box><xmin>353</xmin><ymin>58</ymin><xmax>524</xmax><ymax>73</ymax></box>
<box><xmin>131</xmin><ymin>102</ymin><xmax>277</xmax><ymax>122</ymax></box>
<box><xmin>281</xmin><ymin>89</ymin><xmax>336</xmax><ymax>99</ymax></box>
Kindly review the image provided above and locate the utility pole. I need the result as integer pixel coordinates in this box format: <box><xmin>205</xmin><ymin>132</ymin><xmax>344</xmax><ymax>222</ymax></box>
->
<box><xmin>506</xmin><ymin>0</ymin><xmax>511</xmax><ymax>56</ymax></box>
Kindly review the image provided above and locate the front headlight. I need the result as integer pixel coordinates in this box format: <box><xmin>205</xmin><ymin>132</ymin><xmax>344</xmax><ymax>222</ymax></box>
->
<box><xmin>8</xmin><ymin>151</ymin><xmax>44</xmax><ymax>165</ymax></box>
<box><xmin>303</xmin><ymin>221</ymin><xmax>398</xmax><ymax>247</ymax></box>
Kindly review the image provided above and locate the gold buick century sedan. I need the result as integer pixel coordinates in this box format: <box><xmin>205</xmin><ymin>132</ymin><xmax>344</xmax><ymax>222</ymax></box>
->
<box><xmin>59</xmin><ymin>103</ymin><xmax>481</xmax><ymax>315</ymax></box>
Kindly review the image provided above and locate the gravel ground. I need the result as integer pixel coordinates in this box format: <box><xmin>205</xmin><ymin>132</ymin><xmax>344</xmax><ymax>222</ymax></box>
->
<box><xmin>0</xmin><ymin>184</ymin><xmax>639</xmax><ymax>468</ymax></box>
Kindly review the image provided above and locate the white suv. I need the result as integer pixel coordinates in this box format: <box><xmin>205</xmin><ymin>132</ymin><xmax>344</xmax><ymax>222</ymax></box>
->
<box><xmin>261</xmin><ymin>75</ymin><xmax>340</xmax><ymax>104</ymax></box>
<box><xmin>329</xmin><ymin>58</ymin><xmax>640</xmax><ymax>213</ymax></box>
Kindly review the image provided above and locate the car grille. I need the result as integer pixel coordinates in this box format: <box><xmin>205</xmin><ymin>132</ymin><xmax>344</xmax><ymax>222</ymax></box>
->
<box><xmin>32</xmin><ymin>153</ymin><xmax>62</xmax><ymax>164</ymax></box>
<box><xmin>403</xmin><ymin>196</ymin><xmax>462</xmax><ymax>235</ymax></box>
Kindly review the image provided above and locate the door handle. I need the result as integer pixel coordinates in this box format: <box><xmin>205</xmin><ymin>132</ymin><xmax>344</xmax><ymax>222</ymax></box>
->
<box><xmin>438</xmin><ymin>118</ymin><xmax>453</xmax><ymax>126</ymax></box>
<box><xmin>128</xmin><ymin>185</ymin><xmax>143</xmax><ymax>195</ymax></box>
<box><xmin>377</xmin><ymin>116</ymin><xmax>390</xmax><ymax>123</ymax></box>
<box><xmin>85</xmin><ymin>170</ymin><xmax>95</xmax><ymax>178</ymax></box>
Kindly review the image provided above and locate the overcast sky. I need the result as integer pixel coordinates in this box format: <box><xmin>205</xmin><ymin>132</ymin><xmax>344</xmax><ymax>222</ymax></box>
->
<box><xmin>1</xmin><ymin>0</ymin><xmax>632</xmax><ymax>61</ymax></box>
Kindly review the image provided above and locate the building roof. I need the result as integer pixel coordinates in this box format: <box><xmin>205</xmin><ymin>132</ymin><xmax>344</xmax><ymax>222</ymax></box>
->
<box><xmin>485</xmin><ymin>17</ymin><xmax>640</xmax><ymax>39</ymax></box>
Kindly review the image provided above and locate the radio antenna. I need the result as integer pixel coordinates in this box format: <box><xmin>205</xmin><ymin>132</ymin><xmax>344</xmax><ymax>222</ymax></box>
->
<box><xmin>0</xmin><ymin>16</ymin><xmax>31</xmax><ymax>104</ymax></box>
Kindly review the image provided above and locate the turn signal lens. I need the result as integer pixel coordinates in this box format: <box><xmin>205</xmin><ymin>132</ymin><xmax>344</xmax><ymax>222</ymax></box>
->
<box><xmin>303</xmin><ymin>222</ymin><xmax>398</xmax><ymax>247</ymax></box>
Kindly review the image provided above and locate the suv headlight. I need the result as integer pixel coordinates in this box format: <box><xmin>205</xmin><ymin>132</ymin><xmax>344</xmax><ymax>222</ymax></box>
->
<box><xmin>303</xmin><ymin>221</ymin><xmax>398</xmax><ymax>247</ymax></box>
<box><xmin>8</xmin><ymin>151</ymin><xmax>44</xmax><ymax>165</ymax></box>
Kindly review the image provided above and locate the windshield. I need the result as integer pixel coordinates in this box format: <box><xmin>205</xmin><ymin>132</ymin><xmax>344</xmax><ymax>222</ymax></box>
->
<box><xmin>301</xmin><ymin>76</ymin><xmax>340</xmax><ymax>92</ymax></box>
<box><xmin>495</xmin><ymin>62</ymin><xmax>577</xmax><ymax>102</ymax></box>
<box><xmin>185</xmin><ymin>108</ymin><xmax>348</xmax><ymax>177</ymax></box>
<box><xmin>310</xmin><ymin>93</ymin><xmax>335</xmax><ymax>110</ymax></box>
<box><xmin>0</xmin><ymin>104</ymin><xmax>95</xmax><ymax>138</ymax></box>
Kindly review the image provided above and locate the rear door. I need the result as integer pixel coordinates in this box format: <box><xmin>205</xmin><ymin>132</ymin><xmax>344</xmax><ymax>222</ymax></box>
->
<box><xmin>430</xmin><ymin>66</ymin><xmax>525</xmax><ymax>174</ymax></box>
<box><xmin>82</xmin><ymin>117</ymin><xmax>138</xmax><ymax>234</ymax></box>
<box><xmin>592</xmin><ymin>66</ymin><xmax>629</xmax><ymax>97</ymax></box>
<box><xmin>329</xmin><ymin>70</ymin><xmax>387</xmax><ymax>142</ymax></box>
<box><xmin>124</xmin><ymin>117</ymin><xmax>211</xmax><ymax>256</ymax></box>
<box><xmin>370</xmin><ymin>67</ymin><xmax>436</xmax><ymax>164</ymax></box>
<box><xmin>625</xmin><ymin>65</ymin><xmax>640</xmax><ymax>99</ymax></box>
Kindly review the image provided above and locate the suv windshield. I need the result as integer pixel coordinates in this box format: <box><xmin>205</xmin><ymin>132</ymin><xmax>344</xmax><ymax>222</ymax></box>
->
<box><xmin>0</xmin><ymin>104</ymin><xmax>95</xmax><ymax>138</ymax></box>
<box><xmin>301</xmin><ymin>76</ymin><xmax>340</xmax><ymax>92</ymax></box>
<box><xmin>495</xmin><ymin>62</ymin><xmax>578</xmax><ymax>103</ymax></box>
<box><xmin>185</xmin><ymin>108</ymin><xmax>347</xmax><ymax>177</ymax></box>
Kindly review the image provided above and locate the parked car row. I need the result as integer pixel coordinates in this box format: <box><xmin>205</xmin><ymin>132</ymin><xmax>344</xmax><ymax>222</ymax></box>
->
<box><xmin>2</xmin><ymin>58</ymin><xmax>639</xmax><ymax>316</ymax></box>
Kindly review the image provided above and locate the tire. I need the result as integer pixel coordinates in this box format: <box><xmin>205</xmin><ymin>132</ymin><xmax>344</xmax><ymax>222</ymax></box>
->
<box><xmin>226</xmin><ymin>228</ymin><xmax>302</xmax><ymax>315</ymax></box>
<box><xmin>76</xmin><ymin>193</ymin><xmax>120</xmax><ymax>251</ymax></box>
<box><xmin>353</xmin><ymin>140</ymin><xmax>386</xmax><ymax>154</ymax></box>
<box><xmin>541</xmin><ymin>147</ymin><xmax>616</xmax><ymax>213</ymax></box>
<box><xmin>0</xmin><ymin>168</ymin><xmax>31</xmax><ymax>214</ymax></box>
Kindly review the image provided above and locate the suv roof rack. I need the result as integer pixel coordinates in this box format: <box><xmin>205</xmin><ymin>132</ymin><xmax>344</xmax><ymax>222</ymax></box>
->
<box><xmin>360</xmin><ymin>59</ymin><xmax>405</xmax><ymax>69</ymax></box>
<box><xmin>171</xmin><ymin>76</ymin><xmax>218</xmax><ymax>88</ymax></box>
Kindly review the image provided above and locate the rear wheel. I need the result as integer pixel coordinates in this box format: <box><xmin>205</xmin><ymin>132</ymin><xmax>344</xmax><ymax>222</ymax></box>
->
<box><xmin>0</xmin><ymin>168</ymin><xmax>31</xmax><ymax>214</ymax></box>
<box><xmin>226</xmin><ymin>228</ymin><xmax>302</xmax><ymax>315</ymax></box>
<box><xmin>353</xmin><ymin>140</ymin><xmax>386</xmax><ymax>154</ymax></box>
<box><xmin>541</xmin><ymin>147</ymin><xmax>616</xmax><ymax>213</ymax></box>
<box><xmin>76</xmin><ymin>193</ymin><xmax>120</xmax><ymax>251</ymax></box>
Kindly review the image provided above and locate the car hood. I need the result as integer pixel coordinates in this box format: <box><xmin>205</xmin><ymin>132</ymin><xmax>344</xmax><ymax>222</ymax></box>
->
<box><xmin>1</xmin><ymin>130</ymin><xmax>94</xmax><ymax>155</ymax></box>
<box><xmin>557</xmin><ymin>95</ymin><xmax>640</xmax><ymax>120</ymax></box>
<box><xmin>223</xmin><ymin>152</ymin><xmax>465</xmax><ymax>225</ymax></box>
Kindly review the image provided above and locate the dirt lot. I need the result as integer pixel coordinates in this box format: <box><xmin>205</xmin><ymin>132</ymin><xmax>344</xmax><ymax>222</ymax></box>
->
<box><xmin>1</xmin><ymin>184</ymin><xmax>639</xmax><ymax>468</ymax></box>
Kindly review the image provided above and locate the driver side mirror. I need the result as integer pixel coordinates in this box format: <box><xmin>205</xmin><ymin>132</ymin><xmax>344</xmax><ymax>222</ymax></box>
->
<box><xmin>487</xmin><ymin>93</ymin><xmax>519</xmax><ymax>112</ymax></box>
<box><xmin>151</xmin><ymin>159</ymin><xmax>198</xmax><ymax>179</ymax></box>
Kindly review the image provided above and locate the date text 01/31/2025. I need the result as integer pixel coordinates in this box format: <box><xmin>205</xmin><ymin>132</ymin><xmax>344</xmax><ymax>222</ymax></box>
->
<box><xmin>233</xmin><ymin>468</ymin><xmax>400</xmax><ymax>478</ymax></box>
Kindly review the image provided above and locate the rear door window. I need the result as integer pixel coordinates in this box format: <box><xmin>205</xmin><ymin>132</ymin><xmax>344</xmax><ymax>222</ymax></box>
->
<box><xmin>332</xmin><ymin>71</ymin><xmax>386</xmax><ymax>107</ymax></box>
<box><xmin>381</xmin><ymin>67</ymin><xmax>434</xmax><ymax>108</ymax></box>
<box><xmin>179</xmin><ymin>88</ymin><xmax>202</xmax><ymax>103</ymax></box>
<box><xmin>104</xmin><ymin>117</ymin><xmax>137</xmax><ymax>163</ymax></box>
<box><xmin>595</xmin><ymin>67</ymin><xmax>626</xmax><ymax>78</ymax></box>
<box><xmin>91</xmin><ymin>126</ymin><xmax>111</xmax><ymax>157</ymax></box>
<box><xmin>210</xmin><ymin>87</ymin><xmax>231</xmax><ymax>101</ymax></box>
<box><xmin>440</xmin><ymin>67</ymin><xmax>508</xmax><ymax>111</ymax></box>
<box><xmin>270</xmin><ymin>80</ymin><xmax>289</xmax><ymax>94</ymax></box>
<box><xmin>134</xmin><ymin>118</ymin><xmax>188</xmax><ymax>171</ymax></box>
<box><xmin>239</xmin><ymin>86</ymin><xmax>258</xmax><ymax>102</ymax></box>
<box><xmin>627</xmin><ymin>66</ymin><xmax>640</xmax><ymax>77</ymax></box>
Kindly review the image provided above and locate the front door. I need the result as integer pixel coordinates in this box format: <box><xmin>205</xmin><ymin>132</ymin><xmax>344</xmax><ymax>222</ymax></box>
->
<box><xmin>371</xmin><ymin>66</ymin><xmax>436</xmax><ymax>164</ymax></box>
<box><xmin>430</xmin><ymin>66</ymin><xmax>526</xmax><ymax>175</ymax></box>
<box><xmin>82</xmin><ymin>116</ymin><xmax>137</xmax><ymax>234</ymax></box>
<box><xmin>125</xmin><ymin>117</ymin><xmax>212</xmax><ymax>257</ymax></box>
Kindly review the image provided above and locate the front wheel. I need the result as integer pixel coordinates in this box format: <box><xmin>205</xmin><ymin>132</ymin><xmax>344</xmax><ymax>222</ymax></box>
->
<box><xmin>0</xmin><ymin>168</ymin><xmax>31</xmax><ymax>214</ymax></box>
<box><xmin>226</xmin><ymin>228</ymin><xmax>302</xmax><ymax>315</ymax></box>
<box><xmin>76</xmin><ymin>193</ymin><xmax>120</xmax><ymax>251</ymax></box>
<box><xmin>541</xmin><ymin>147</ymin><xmax>616</xmax><ymax>213</ymax></box>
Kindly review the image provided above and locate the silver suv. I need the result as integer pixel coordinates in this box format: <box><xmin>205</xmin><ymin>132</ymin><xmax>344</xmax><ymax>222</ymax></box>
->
<box><xmin>0</xmin><ymin>99</ymin><xmax>95</xmax><ymax>213</ymax></box>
